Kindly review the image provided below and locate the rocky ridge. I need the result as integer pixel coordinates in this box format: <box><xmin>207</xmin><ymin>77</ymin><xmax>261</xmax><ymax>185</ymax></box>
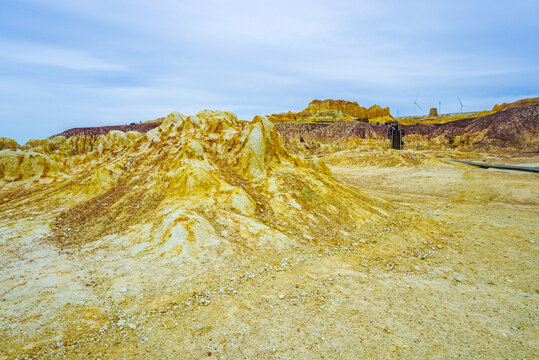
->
<box><xmin>267</xmin><ymin>99</ymin><xmax>394</xmax><ymax>124</ymax></box>
<box><xmin>277</xmin><ymin>99</ymin><xmax>539</xmax><ymax>153</ymax></box>
<box><xmin>1</xmin><ymin>110</ymin><xmax>387</xmax><ymax>253</ymax></box>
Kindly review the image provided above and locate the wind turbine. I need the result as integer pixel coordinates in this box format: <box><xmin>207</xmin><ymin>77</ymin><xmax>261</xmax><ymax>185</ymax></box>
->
<box><xmin>413</xmin><ymin>94</ymin><xmax>422</xmax><ymax>115</ymax></box>
<box><xmin>458</xmin><ymin>98</ymin><xmax>464</xmax><ymax>112</ymax></box>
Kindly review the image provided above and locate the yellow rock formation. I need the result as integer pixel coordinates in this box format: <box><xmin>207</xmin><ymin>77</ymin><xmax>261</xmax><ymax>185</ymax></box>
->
<box><xmin>2</xmin><ymin>107</ymin><xmax>537</xmax><ymax>359</ymax></box>
<box><xmin>0</xmin><ymin>137</ymin><xmax>19</xmax><ymax>150</ymax></box>
<box><xmin>0</xmin><ymin>149</ymin><xmax>62</xmax><ymax>180</ymax></box>
<box><xmin>0</xmin><ymin>111</ymin><xmax>388</xmax><ymax>258</ymax></box>
<box><xmin>268</xmin><ymin>99</ymin><xmax>393</xmax><ymax>123</ymax></box>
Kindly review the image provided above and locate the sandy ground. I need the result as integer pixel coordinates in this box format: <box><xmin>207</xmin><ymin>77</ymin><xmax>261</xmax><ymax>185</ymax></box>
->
<box><xmin>1</xmin><ymin>149</ymin><xmax>538</xmax><ymax>359</ymax></box>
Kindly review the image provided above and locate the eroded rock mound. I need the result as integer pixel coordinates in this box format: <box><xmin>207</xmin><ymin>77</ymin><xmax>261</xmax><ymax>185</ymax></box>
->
<box><xmin>0</xmin><ymin>137</ymin><xmax>20</xmax><ymax>150</ymax></box>
<box><xmin>0</xmin><ymin>149</ymin><xmax>63</xmax><ymax>180</ymax></box>
<box><xmin>268</xmin><ymin>99</ymin><xmax>394</xmax><ymax>124</ymax></box>
<box><xmin>1</xmin><ymin>111</ymin><xmax>388</xmax><ymax>260</ymax></box>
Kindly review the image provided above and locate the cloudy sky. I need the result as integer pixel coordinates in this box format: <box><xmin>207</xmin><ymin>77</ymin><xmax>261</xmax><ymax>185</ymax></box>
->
<box><xmin>1</xmin><ymin>0</ymin><xmax>538</xmax><ymax>144</ymax></box>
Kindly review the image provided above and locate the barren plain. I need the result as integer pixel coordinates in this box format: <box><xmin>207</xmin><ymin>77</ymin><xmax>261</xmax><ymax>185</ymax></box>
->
<box><xmin>0</xmin><ymin>101</ymin><xmax>538</xmax><ymax>359</ymax></box>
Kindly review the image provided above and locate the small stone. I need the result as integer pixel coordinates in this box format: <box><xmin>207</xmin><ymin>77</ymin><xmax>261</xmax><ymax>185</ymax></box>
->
<box><xmin>321</xmin><ymin>336</ymin><xmax>325</xmax><ymax>341</ymax></box>
<box><xmin>279</xmin><ymin>294</ymin><xmax>285</xmax><ymax>299</ymax></box>
<box><xmin>117</xmin><ymin>319</ymin><xmax>126</xmax><ymax>327</ymax></box>
<box><xmin>128</xmin><ymin>323</ymin><xmax>136</xmax><ymax>329</ymax></box>
<box><xmin>454</xmin><ymin>276</ymin><xmax>462</xmax><ymax>282</ymax></box>
<box><xmin>529</xmin><ymin>240</ymin><xmax>535</xmax><ymax>244</ymax></box>
<box><xmin>511</xmin><ymin>326</ymin><xmax>518</xmax><ymax>331</ymax></box>
<box><xmin>120</xmin><ymin>287</ymin><xmax>128</xmax><ymax>294</ymax></box>
<box><xmin>413</xmin><ymin>265</ymin><xmax>421</xmax><ymax>271</ymax></box>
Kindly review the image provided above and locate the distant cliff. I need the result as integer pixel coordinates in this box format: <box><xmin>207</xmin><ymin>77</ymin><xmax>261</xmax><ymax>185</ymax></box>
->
<box><xmin>267</xmin><ymin>99</ymin><xmax>394</xmax><ymax>123</ymax></box>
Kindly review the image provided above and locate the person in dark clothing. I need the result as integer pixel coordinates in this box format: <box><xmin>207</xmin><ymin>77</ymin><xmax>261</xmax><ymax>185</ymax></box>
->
<box><xmin>388</xmin><ymin>123</ymin><xmax>404</xmax><ymax>150</ymax></box>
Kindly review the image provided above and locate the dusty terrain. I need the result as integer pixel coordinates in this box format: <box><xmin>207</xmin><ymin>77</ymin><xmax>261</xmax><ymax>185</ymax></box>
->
<box><xmin>0</xmin><ymin>106</ymin><xmax>538</xmax><ymax>359</ymax></box>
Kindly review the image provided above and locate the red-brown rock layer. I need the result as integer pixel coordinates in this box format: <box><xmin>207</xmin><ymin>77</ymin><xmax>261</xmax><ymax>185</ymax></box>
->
<box><xmin>277</xmin><ymin>99</ymin><xmax>539</xmax><ymax>149</ymax></box>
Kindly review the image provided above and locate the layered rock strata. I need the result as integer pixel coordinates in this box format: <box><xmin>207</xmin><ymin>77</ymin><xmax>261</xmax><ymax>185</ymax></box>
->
<box><xmin>268</xmin><ymin>99</ymin><xmax>394</xmax><ymax>124</ymax></box>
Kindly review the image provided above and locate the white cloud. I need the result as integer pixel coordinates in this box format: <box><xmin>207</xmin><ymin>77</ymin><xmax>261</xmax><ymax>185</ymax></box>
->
<box><xmin>1</xmin><ymin>0</ymin><xmax>537</xmax><ymax>141</ymax></box>
<box><xmin>0</xmin><ymin>40</ymin><xmax>125</xmax><ymax>71</ymax></box>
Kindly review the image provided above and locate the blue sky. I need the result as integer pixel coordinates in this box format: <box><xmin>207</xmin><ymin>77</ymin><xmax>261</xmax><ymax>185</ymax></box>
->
<box><xmin>1</xmin><ymin>0</ymin><xmax>538</xmax><ymax>144</ymax></box>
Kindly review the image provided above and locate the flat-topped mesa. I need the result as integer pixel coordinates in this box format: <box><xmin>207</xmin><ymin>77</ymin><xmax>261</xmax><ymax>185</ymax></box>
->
<box><xmin>268</xmin><ymin>99</ymin><xmax>393</xmax><ymax>123</ymax></box>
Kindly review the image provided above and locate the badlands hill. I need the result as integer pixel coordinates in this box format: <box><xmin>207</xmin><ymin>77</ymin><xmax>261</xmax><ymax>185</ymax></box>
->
<box><xmin>50</xmin><ymin>121</ymin><xmax>162</xmax><ymax>139</ymax></box>
<box><xmin>267</xmin><ymin>99</ymin><xmax>394</xmax><ymax>124</ymax></box>
<box><xmin>0</xmin><ymin>111</ymin><xmax>395</xmax><ymax>357</ymax></box>
<box><xmin>398</xmin><ymin>97</ymin><xmax>539</xmax><ymax>125</ymax></box>
<box><xmin>1</xmin><ymin>105</ymin><xmax>538</xmax><ymax>358</ymax></box>
<box><xmin>277</xmin><ymin>98</ymin><xmax>539</xmax><ymax>153</ymax></box>
<box><xmin>0</xmin><ymin>111</ymin><xmax>386</xmax><ymax>236</ymax></box>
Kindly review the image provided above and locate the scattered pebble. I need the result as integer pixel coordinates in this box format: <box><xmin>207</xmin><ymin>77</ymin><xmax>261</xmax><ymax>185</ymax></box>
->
<box><xmin>529</xmin><ymin>240</ymin><xmax>535</xmax><ymax>244</ymax></box>
<box><xmin>279</xmin><ymin>294</ymin><xmax>285</xmax><ymax>299</ymax></box>
<box><xmin>454</xmin><ymin>276</ymin><xmax>462</xmax><ymax>282</ymax></box>
<box><xmin>120</xmin><ymin>287</ymin><xmax>128</xmax><ymax>294</ymax></box>
<box><xmin>413</xmin><ymin>265</ymin><xmax>421</xmax><ymax>271</ymax></box>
